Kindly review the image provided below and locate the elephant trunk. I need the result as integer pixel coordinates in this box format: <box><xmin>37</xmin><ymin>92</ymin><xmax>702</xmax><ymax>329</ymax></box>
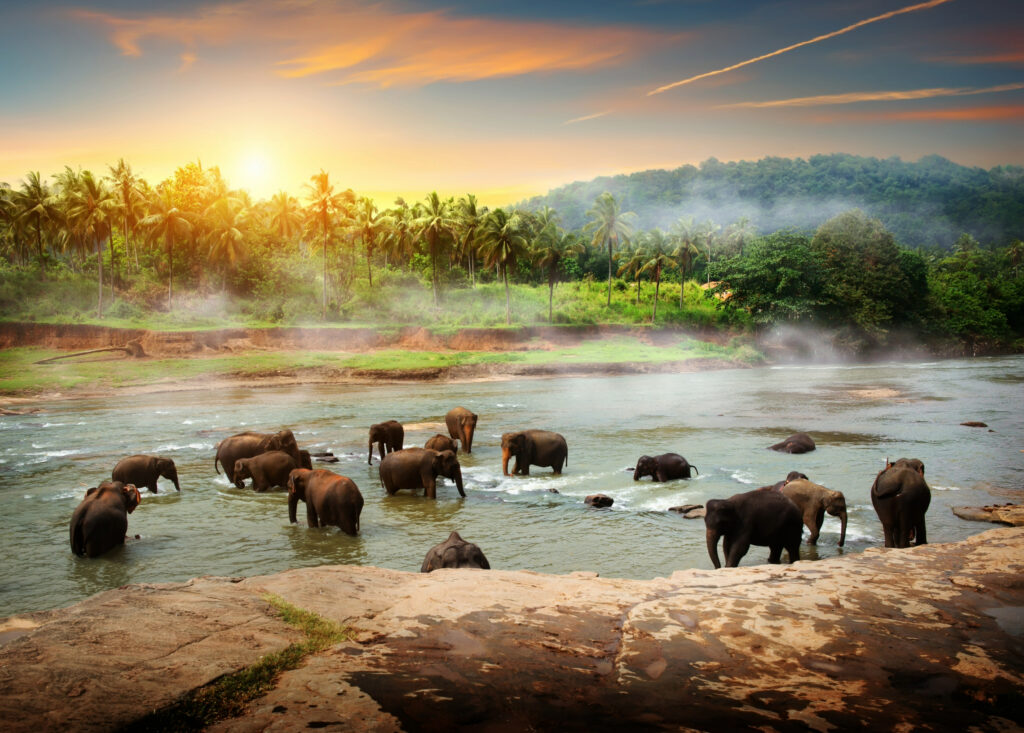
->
<box><xmin>632</xmin><ymin>467</ymin><xmax>642</xmax><ymax>481</ymax></box>
<box><xmin>367</xmin><ymin>440</ymin><xmax>374</xmax><ymax>466</ymax></box>
<box><xmin>706</xmin><ymin>528</ymin><xmax>723</xmax><ymax>569</ymax></box>
<box><xmin>288</xmin><ymin>492</ymin><xmax>299</xmax><ymax>524</ymax></box>
<box><xmin>837</xmin><ymin>509</ymin><xmax>847</xmax><ymax>547</ymax></box>
<box><xmin>452</xmin><ymin>466</ymin><xmax>465</xmax><ymax>497</ymax></box>
<box><xmin>168</xmin><ymin>468</ymin><xmax>180</xmax><ymax>492</ymax></box>
<box><xmin>463</xmin><ymin>424</ymin><xmax>475</xmax><ymax>453</ymax></box>
<box><xmin>502</xmin><ymin>446</ymin><xmax>512</xmax><ymax>476</ymax></box>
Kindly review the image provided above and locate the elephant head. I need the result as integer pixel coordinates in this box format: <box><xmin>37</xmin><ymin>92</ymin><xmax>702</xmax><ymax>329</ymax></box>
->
<box><xmin>299</xmin><ymin>450</ymin><xmax>312</xmax><ymax>470</ymax></box>
<box><xmin>234</xmin><ymin>458</ymin><xmax>255</xmax><ymax>485</ymax></box>
<box><xmin>287</xmin><ymin>468</ymin><xmax>311</xmax><ymax>523</ymax></box>
<box><xmin>825</xmin><ymin>490</ymin><xmax>848</xmax><ymax>547</ymax></box>
<box><xmin>432</xmin><ymin>450</ymin><xmax>465</xmax><ymax>497</ymax></box>
<box><xmin>501</xmin><ymin>432</ymin><xmax>526</xmax><ymax>476</ymax></box>
<box><xmin>88</xmin><ymin>481</ymin><xmax>141</xmax><ymax>512</ymax></box>
<box><xmin>155</xmin><ymin>457</ymin><xmax>181</xmax><ymax>492</ymax></box>
<box><xmin>633</xmin><ymin>455</ymin><xmax>657</xmax><ymax>481</ymax></box>
<box><xmin>703</xmin><ymin>498</ymin><xmax>736</xmax><ymax>570</ymax></box>
<box><xmin>889</xmin><ymin>457</ymin><xmax>925</xmax><ymax>476</ymax></box>
<box><xmin>457</xmin><ymin>412</ymin><xmax>478</xmax><ymax>453</ymax></box>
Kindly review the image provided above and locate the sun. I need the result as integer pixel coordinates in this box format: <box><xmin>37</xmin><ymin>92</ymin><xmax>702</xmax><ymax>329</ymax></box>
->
<box><xmin>237</xmin><ymin>150</ymin><xmax>273</xmax><ymax>197</ymax></box>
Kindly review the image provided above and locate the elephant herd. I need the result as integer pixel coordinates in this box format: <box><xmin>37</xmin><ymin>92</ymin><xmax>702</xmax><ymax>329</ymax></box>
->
<box><xmin>69</xmin><ymin>419</ymin><xmax>931</xmax><ymax>574</ymax></box>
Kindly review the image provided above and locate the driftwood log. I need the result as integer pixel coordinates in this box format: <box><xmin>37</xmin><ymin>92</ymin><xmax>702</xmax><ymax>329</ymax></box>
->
<box><xmin>34</xmin><ymin>340</ymin><xmax>146</xmax><ymax>364</ymax></box>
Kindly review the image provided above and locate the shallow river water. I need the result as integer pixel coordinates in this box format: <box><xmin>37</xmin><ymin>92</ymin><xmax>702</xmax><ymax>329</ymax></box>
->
<box><xmin>1</xmin><ymin>356</ymin><xmax>1022</xmax><ymax>617</ymax></box>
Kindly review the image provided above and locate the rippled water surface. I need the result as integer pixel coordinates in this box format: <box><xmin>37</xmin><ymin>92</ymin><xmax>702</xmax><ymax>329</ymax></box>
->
<box><xmin>2</xmin><ymin>356</ymin><xmax>1022</xmax><ymax>616</ymax></box>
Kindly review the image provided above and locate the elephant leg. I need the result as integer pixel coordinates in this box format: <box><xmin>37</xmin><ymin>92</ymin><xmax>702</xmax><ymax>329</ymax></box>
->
<box><xmin>914</xmin><ymin>517</ymin><xmax>927</xmax><ymax>546</ymax></box>
<box><xmin>768</xmin><ymin>544</ymin><xmax>783</xmax><ymax>563</ymax></box>
<box><xmin>656</xmin><ymin>469</ymin><xmax>667</xmax><ymax>482</ymax></box>
<box><xmin>807</xmin><ymin>508</ymin><xmax>824</xmax><ymax>544</ymax></box>
<box><xmin>425</xmin><ymin>479</ymin><xmax>437</xmax><ymax>500</ymax></box>
<box><xmin>552</xmin><ymin>458</ymin><xmax>563</xmax><ymax>475</ymax></box>
<box><xmin>786</xmin><ymin>537</ymin><xmax>801</xmax><ymax>563</ymax></box>
<box><xmin>306</xmin><ymin>504</ymin><xmax>320</xmax><ymax>528</ymax></box>
<box><xmin>882</xmin><ymin>523</ymin><xmax>895</xmax><ymax>548</ymax></box>
<box><xmin>725</xmin><ymin>537</ymin><xmax>749</xmax><ymax>567</ymax></box>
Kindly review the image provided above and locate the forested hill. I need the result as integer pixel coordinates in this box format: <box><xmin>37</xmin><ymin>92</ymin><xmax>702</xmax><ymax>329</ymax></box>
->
<box><xmin>519</xmin><ymin>154</ymin><xmax>1024</xmax><ymax>250</ymax></box>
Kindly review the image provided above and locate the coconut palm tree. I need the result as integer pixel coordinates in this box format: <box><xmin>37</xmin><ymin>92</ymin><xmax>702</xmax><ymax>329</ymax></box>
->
<box><xmin>107</xmin><ymin>158</ymin><xmax>142</xmax><ymax>294</ymax></box>
<box><xmin>304</xmin><ymin>170</ymin><xmax>348</xmax><ymax>319</ymax></box>
<box><xmin>351</xmin><ymin>196</ymin><xmax>391</xmax><ymax>288</ymax></box>
<box><xmin>698</xmin><ymin>219</ymin><xmax>722</xmax><ymax>285</ymax></box>
<box><xmin>533</xmin><ymin>229</ymin><xmax>585</xmax><ymax>322</ymax></box>
<box><xmin>455</xmin><ymin>194</ymin><xmax>486</xmax><ymax>286</ymax></box>
<box><xmin>724</xmin><ymin>216</ymin><xmax>757</xmax><ymax>258</ymax></box>
<box><xmin>615</xmin><ymin>245</ymin><xmax>647</xmax><ymax>305</ymax></box>
<box><xmin>141</xmin><ymin>188</ymin><xmax>193</xmax><ymax>312</ymax></box>
<box><xmin>383</xmin><ymin>198</ymin><xmax>415</xmax><ymax>269</ymax></box>
<box><xmin>638</xmin><ymin>231</ymin><xmax>677</xmax><ymax>321</ymax></box>
<box><xmin>65</xmin><ymin>171</ymin><xmax>114</xmax><ymax>316</ymax></box>
<box><xmin>205</xmin><ymin>197</ymin><xmax>249</xmax><ymax>289</ymax></box>
<box><xmin>268</xmin><ymin>191</ymin><xmax>302</xmax><ymax>243</ymax></box>
<box><xmin>414</xmin><ymin>192</ymin><xmax>457</xmax><ymax>306</ymax></box>
<box><xmin>584</xmin><ymin>192</ymin><xmax>636</xmax><ymax>307</ymax></box>
<box><xmin>480</xmin><ymin>208</ymin><xmax>529</xmax><ymax>325</ymax></box>
<box><xmin>670</xmin><ymin>216</ymin><xmax>700</xmax><ymax>307</ymax></box>
<box><xmin>14</xmin><ymin>171</ymin><xmax>59</xmax><ymax>277</ymax></box>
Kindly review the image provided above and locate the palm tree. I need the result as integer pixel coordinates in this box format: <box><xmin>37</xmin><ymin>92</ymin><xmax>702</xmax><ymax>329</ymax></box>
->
<box><xmin>14</xmin><ymin>171</ymin><xmax>59</xmax><ymax>277</ymax></box>
<box><xmin>141</xmin><ymin>188</ymin><xmax>192</xmax><ymax>311</ymax></box>
<box><xmin>384</xmin><ymin>198</ymin><xmax>415</xmax><ymax>269</ymax></box>
<box><xmin>698</xmin><ymin>219</ymin><xmax>722</xmax><ymax>285</ymax></box>
<box><xmin>724</xmin><ymin>216</ymin><xmax>757</xmax><ymax>258</ymax></box>
<box><xmin>65</xmin><ymin>171</ymin><xmax>114</xmax><ymax>316</ymax></box>
<box><xmin>351</xmin><ymin>196</ymin><xmax>390</xmax><ymax>288</ymax></box>
<box><xmin>584</xmin><ymin>192</ymin><xmax>636</xmax><ymax>307</ymax></box>
<box><xmin>455</xmin><ymin>194</ymin><xmax>486</xmax><ymax>286</ymax></box>
<box><xmin>615</xmin><ymin>245</ymin><xmax>647</xmax><ymax>305</ymax></box>
<box><xmin>534</xmin><ymin>229</ymin><xmax>585</xmax><ymax>322</ymax></box>
<box><xmin>670</xmin><ymin>216</ymin><xmax>700</xmax><ymax>308</ymax></box>
<box><xmin>638</xmin><ymin>232</ymin><xmax>677</xmax><ymax>321</ymax></box>
<box><xmin>107</xmin><ymin>158</ymin><xmax>142</xmax><ymax>295</ymax></box>
<box><xmin>480</xmin><ymin>208</ymin><xmax>529</xmax><ymax>324</ymax></box>
<box><xmin>414</xmin><ymin>192</ymin><xmax>457</xmax><ymax>306</ymax></box>
<box><xmin>268</xmin><ymin>191</ymin><xmax>302</xmax><ymax>243</ymax></box>
<box><xmin>304</xmin><ymin>170</ymin><xmax>347</xmax><ymax>319</ymax></box>
<box><xmin>205</xmin><ymin>197</ymin><xmax>249</xmax><ymax>289</ymax></box>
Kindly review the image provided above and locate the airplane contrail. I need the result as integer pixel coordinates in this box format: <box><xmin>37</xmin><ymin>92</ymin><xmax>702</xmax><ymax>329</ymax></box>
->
<box><xmin>564</xmin><ymin>111</ymin><xmax>611</xmax><ymax>125</ymax></box>
<box><xmin>648</xmin><ymin>0</ymin><xmax>956</xmax><ymax>96</ymax></box>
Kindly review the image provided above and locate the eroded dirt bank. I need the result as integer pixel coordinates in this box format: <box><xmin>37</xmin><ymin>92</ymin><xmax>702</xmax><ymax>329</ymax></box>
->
<box><xmin>1</xmin><ymin>527</ymin><xmax>1022</xmax><ymax>732</ymax></box>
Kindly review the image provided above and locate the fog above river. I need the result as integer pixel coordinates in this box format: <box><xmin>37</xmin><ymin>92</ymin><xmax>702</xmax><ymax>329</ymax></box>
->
<box><xmin>1</xmin><ymin>356</ymin><xmax>1021</xmax><ymax>617</ymax></box>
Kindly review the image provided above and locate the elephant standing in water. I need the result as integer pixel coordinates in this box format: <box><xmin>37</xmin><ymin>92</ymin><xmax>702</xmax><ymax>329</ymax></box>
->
<box><xmin>769</xmin><ymin>432</ymin><xmax>816</xmax><ymax>454</ymax></box>
<box><xmin>380</xmin><ymin>448</ymin><xmax>465</xmax><ymax>499</ymax></box>
<box><xmin>421</xmin><ymin>531</ymin><xmax>490</xmax><ymax>572</ymax></box>
<box><xmin>215</xmin><ymin>429</ymin><xmax>301</xmax><ymax>488</ymax></box>
<box><xmin>425</xmin><ymin>434</ymin><xmax>458</xmax><ymax>453</ymax></box>
<box><xmin>287</xmin><ymin>469</ymin><xmax>363</xmax><ymax>535</ymax></box>
<box><xmin>780</xmin><ymin>479</ymin><xmax>848</xmax><ymax>546</ymax></box>
<box><xmin>112</xmin><ymin>455</ymin><xmax>180</xmax><ymax>493</ymax></box>
<box><xmin>704</xmin><ymin>488</ymin><xmax>802</xmax><ymax>568</ymax></box>
<box><xmin>70</xmin><ymin>481</ymin><xmax>141</xmax><ymax>557</ymax></box>
<box><xmin>234</xmin><ymin>450</ymin><xmax>298</xmax><ymax>492</ymax></box>
<box><xmin>633</xmin><ymin>453</ymin><xmax>698</xmax><ymax>482</ymax></box>
<box><xmin>871</xmin><ymin>458</ymin><xmax>931</xmax><ymax>548</ymax></box>
<box><xmin>501</xmin><ymin>430</ymin><xmax>568</xmax><ymax>476</ymax></box>
<box><xmin>368</xmin><ymin>420</ymin><xmax>404</xmax><ymax>465</ymax></box>
<box><xmin>445</xmin><ymin>407</ymin><xmax>478</xmax><ymax>453</ymax></box>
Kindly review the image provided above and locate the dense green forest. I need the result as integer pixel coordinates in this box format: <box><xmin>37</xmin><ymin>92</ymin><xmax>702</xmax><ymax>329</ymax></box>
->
<box><xmin>0</xmin><ymin>157</ymin><xmax>1021</xmax><ymax>353</ymax></box>
<box><xmin>521</xmin><ymin>154</ymin><xmax>1024</xmax><ymax>250</ymax></box>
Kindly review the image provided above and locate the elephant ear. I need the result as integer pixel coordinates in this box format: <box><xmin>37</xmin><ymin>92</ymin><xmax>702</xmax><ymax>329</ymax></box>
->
<box><xmin>123</xmin><ymin>484</ymin><xmax>141</xmax><ymax>513</ymax></box>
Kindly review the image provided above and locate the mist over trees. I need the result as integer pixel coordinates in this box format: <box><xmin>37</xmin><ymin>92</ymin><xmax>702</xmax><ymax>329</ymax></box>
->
<box><xmin>520</xmin><ymin>154</ymin><xmax>1024</xmax><ymax>250</ymax></box>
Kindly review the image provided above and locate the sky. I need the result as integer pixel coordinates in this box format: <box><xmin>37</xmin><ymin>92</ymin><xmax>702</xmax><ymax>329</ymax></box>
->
<box><xmin>1</xmin><ymin>0</ymin><xmax>1021</xmax><ymax>206</ymax></box>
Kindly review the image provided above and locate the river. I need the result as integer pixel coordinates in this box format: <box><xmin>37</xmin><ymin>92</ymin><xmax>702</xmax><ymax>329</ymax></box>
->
<box><xmin>1</xmin><ymin>356</ymin><xmax>1022</xmax><ymax>617</ymax></box>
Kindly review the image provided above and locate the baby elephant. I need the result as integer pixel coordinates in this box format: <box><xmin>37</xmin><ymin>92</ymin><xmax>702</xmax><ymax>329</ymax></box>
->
<box><xmin>287</xmin><ymin>468</ymin><xmax>364</xmax><ymax>535</ymax></box>
<box><xmin>70</xmin><ymin>481</ymin><xmax>142</xmax><ymax>557</ymax></box>
<box><xmin>234</xmin><ymin>450</ymin><xmax>298</xmax><ymax>492</ymax></box>
<box><xmin>769</xmin><ymin>432</ymin><xmax>816</xmax><ymax>454</ymax></box>
<box><xmin>633</xmin><ymin>453</ymin><xmax>698</xmax><ymax>481</ymax></box>
<box><xmin>780</xmin><ymin>479</ymin><xmax>848</xmax><ymax>546</ymax></box>
<box><xmin>112</xmin><ymin>455</ymin><xmax>180</xmax><ymax>493</ymax></box>
<box><xmin>421</xmin><ymin>531</ymin><xmax>490</xmax><ymax>572</ymax></box>
<box><xmin>425</xmin><ymin>433</ymin><xmax>458</xmax><ymax>453</ymax></box>
<box><xmin>368</xmin><ymin>420</ymin><xmax>404</xmax><ymax>465</ymax></box>
<box><xmin>380</xmin><ymin>448</ymin><xmax>465</xmax><ymax>499</ymax></box>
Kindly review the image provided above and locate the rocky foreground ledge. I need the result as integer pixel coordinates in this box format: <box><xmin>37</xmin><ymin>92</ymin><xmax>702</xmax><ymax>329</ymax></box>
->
<box><xmin>2</xmin><ymin>528</ymin><xmax>1023</xmax><ymax>732</ymax></box>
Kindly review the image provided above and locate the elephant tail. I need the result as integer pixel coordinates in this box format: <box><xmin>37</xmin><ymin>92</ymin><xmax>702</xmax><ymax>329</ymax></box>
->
<box><xmin>214</xmin><ymin>454</ymin><xmax>221</xmax><ymax>475</ymax></box>
<box><xmin>692</xmin><ymin>465</ymin><xmax>699</xmax><ymax>476</ymax></box>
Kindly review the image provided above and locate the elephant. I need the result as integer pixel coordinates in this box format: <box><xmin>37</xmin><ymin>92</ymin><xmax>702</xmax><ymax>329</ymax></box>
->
<box><xmin>633</xmin><ymin>453</ymin><xmax>698</xmax><ymax>482</ymax></box>
<box><xmin>501</xmin><ymin>430</ymin><xmax>568</xmax><ymax>476</ymax></box>
<box><xmin>771</xmin><ymin>471</ymin><xmax>809</xmax><ymax>490</ymax></box>
<box><xmin>233</xmin><ymin>450</ymin><xmax>298</xmax><ymax>492</ymax></box>
<box><xmin>425</xmin><ymin>433</ymin><xmax>458</xmax><ymax>453</ymax></box>
<box><xmin>420</xmin><ymin>531</ymin><xmax>490</xmax><ymax>572</ymax></box>
<box><xmin>780</xmin><ymin>479</ymin><xmax>848</xmax><ymax>546</ymax></box>
<box><xmin>111</xmin><ymin>455</ymin><xmax>180</xmax><ymax>494</ymax></box>
<box><xmin>704</xmin><ymin>488</ymin><xmax>803</xmax><ymax>568</ymax></box>
<box><xmin>379</xmin><ymin>448</ymin><xmax>465</xmax><ymax>499</ymax></box>
<box><xmin>69</xmin><ymin>481</ymin><xmax>141</xmax><ymax>557</ymax></box>
<box><xmin>871</xmin><ymin>458</ymin><xmax>931</xmax><ymax>548</ymax></box>
<box><xmin>445</xmin><ymin>407</ymin><xmax>478</xmax><ymax>454</ymax></box>
<box><xmin>287</xmin><ymin>468</ymin><xmax>364</xmax><ymax>535</ymax></box>
<box><xmin>769</xmin><ymin>432</ymin><xmax>816</xmax><ymax>454</ymax></box>
<box><xmin>368</xmin><ymin>420</ymin><xmax>404</xmax><ymax>465</ymax></box>
<box><xmin>299</xmin><ymin>450</ymin><xmax>313</xmax><ymax>470</ymax></box>
<box><xmin>215</xmin><ymin>429</ymin><xmax>301</xmax><ymax>488</ymax></box>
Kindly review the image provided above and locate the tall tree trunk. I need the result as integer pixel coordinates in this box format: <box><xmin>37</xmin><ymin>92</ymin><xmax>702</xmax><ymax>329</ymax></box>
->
<box><xmin>635</xmin><ymin>276</ymin><xmax>640</xmax><ymax>305</ymax></box>
<box><xmin>653</xmin><ymin>273</ymin><xmax>661</xmax><ymax>321</ymax></box>
<box><xmin>548</xmin><ymin>275</ymin><xmax>555</xmax><ymax>323</ymax></box>
<box><xmin>366</xmin><ymin>238</ymin><xmax>373</xmax><ymax>288</ymax></box>
<box><xmin>606</xmin><ymin>238</ymin><xmax>613</xmax><ymax>307</ymax></box>
<box><xmin>36</xmin><ymin>213</ymin><xmax>46</xmax><ymax>280</ymax></box>
<box><xmin>679</xmin><ymin>270</ymin><xmax>685</xmax><ymax>308</ymax></box>
<box><xmin>431</xmin><ymin>236</ymin><xmax>439</xmax><ymax>307</ymax></box>
<box><xmin>110</xmin><ymin>231</ymin><xmax>117</xmax><ymax>301</ymax></box>
<box><xmin>504</xmin><ymin>265</ymin><xmax>511</xmax><ymax>325</ymax></box>
<box><xmin>96</xmin><ymin>236</ymin><xmax>104</xmax><ymax>318</ymax></box>
<box><xmin>322</xmin><ymin>229</ymin><xmax>328</xmax><ymax>320</ymax></box>
<box><xmin>166</xmin><ymin>233</ymin><xmax>173</xmax><ymax>312</ymax></box>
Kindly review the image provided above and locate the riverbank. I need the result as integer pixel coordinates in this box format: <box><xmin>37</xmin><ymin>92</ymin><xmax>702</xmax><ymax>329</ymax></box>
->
<box><xmin>0</xmin><ymin>322</ymin><xmax>760</xmax><ymax>400</ymax></box>
<box><xmin>2</xmin><ymin>526</ymin><xmax>1022</xmax><ymax>731</ymax></box>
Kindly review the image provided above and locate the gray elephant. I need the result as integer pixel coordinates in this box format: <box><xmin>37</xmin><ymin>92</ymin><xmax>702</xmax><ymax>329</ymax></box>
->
<box><xmin>420</xmin><ymin>531</ymin><xmax>490</xmax><ymax>572</ymax></box>
<box><xmin>780</xmin><ymin>479</ymin><xmax>848</xmax><ymax>546</ymax></box>
<box><xmin>215</xmin><ymin>429</ymin><xmax>301</xmax><ymax>488</ymax></box>
<box><xmin>234</xmin><ymin>450</ymin><xmax>298</xmax><ymax>492</ymax></box>
<box><xmin>70</xmin><ymin>481</ymin><xmax>141</xmax><ymax>557</ymax></box>
<box><xmin>769</xmin><ymin>432</ymin><xmax>816</xmax><ymax>454</ymax></box>
<box><xmin>379</xmin><ymin>448</ymin><xmax>465</xmax><ymax>499</ymax></box>
<box><xmin>501</xmin><ymin>430</ymin><xmax>568</xmax><ymax>476</ymax></box>
<box><xmin>704</xmin><ymin>488</ymin><xmax>802</xmax><ymax>568</ymax></box>
<box><xmin>425</xmin><ymin>433</ymin><xmax>458</xmax><ymax>453</ymax></box>
<box><xmin>112</xmin><ymin>455</ymin><xmax>180</xmax><ymax>493</ymax></box>
<box><xmin>871</xmin><ymin>458</ymin><xmax>931</xmax><ymax>548</ymax></box>
<box><xmin>445</xmin><ymin>407</ymin><xmax>478</xmax><ymax>453</ymax></box>
<box><xmin>368</xmin><ymin>420</ymin><xmax>404</xmax><ymax>465</ymax></box>
<box><xmin>287</xmin><ymin>468</ymin><xmax>363</xmax><ymax>535</ymax></box>
<box><xmin>633</xmin><ymin>453</ymin><xmax>698</xmax><ymax>482</ymax></box>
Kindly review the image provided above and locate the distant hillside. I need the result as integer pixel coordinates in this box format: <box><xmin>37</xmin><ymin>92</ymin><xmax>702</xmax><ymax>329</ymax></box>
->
<box><xmin>519</xmin><ymin>154</ymin><xmax>1024</xmax><ymax>249</ymax></box>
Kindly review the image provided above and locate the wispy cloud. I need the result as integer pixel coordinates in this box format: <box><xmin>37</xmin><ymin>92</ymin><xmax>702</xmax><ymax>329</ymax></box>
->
<box><xmin>563</xmin><ymin>111</ymin><xmax>611</xmax><ymax>125</ymax></box>
<box><xmin>73</xmin><ymin>0</ymin><xmax>672</xmax><ymax>87</ymax></box>
<box><xmin>647</xmin><ymin>0</ymin><xmax>956</xmax><ymax>96</ymax></box>
<box><xmin>813</xmin><ymin>104</ymin><xmax>1024</xmax><ymax>123</ymax></box>
<box><xmin>930</xmin><ymin>51</ymin><xmax>1024</xmax><ymax>65</ymax></box>
<box><xmin>722</xmin><ymin>82</ymin><xmax>1024</xmax><ymax>108</ymax></box>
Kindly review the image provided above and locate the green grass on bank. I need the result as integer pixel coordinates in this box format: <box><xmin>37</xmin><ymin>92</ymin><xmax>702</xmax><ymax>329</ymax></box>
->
<box><xmin>0</xmin><ymin>336</ymin><xmax>762</xmax><ymax>395</ymax></box>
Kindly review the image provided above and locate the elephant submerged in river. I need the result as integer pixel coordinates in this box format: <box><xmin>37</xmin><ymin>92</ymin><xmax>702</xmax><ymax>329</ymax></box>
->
<box><xmin>704</xmin><ymin>488</ymin><xmax>802</xmax><ymax>568</ymax></box>
<box><xmin>368</xmin><ymin>420</ymin><xmax>404</xmax><ymax>464</ymax></box>
<box><xmin>779</xmin><ymin>479</ymin><xmax>848</xmax><ymax>546</ymax></box>
<box><xmin>421</xmin><ymin>531</ymin><xmax>490</xmax><ymax>572</ymax></box>
<box><xmin>445</xmin><ymin>407</ymin><xmax>478</xmax><ymax>453</ymax></box>
<box><xmin>501</xmin><ymin>430</ymin><xmax>568</xmax><ymax>476</ymax></box>
<box><xmin>425</xmin><ymin>434</ymin><xmax>458</xmax><ymax>453</ymax></box>
<box><xmin>380</xmin><ymin>448</ymin><xmax>465</xmax><ymax>499</ymax></box>
<box><xmin>769</xmin><ymin>432</ymin><xmax>816</xmax><ymax>454</ymax></box>
<box><xmin>215</xmin><ymin>429</ymin><xmax>301</xmax><ymax>488</ymax></box>
<box><xmin>871</xmin><ymin>458</ymin><xmax>930</xmax><ymax>548</ymax></box>
<box><xmin>70</xmin><ymin>481</ymin><xmax>141</xmax><ymax>557</ymax></box>
<box><xmin>112</xmin><ymin>455</ymin><xmax>180</xmax><ymax>494</ymax></box>
<box><xmin>287</xmin><ymin>468</ymin><xmax>363</xmax><ymax>535</ymax></box>
<box><xmin>633</xmin><ymin>453</ymin><xmax>698</xmax><ymax>482</ymax></box>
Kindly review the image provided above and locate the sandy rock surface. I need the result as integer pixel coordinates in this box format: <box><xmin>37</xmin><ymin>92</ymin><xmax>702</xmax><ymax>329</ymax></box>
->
<box><xmin>2</xmin><ymin>528</ymin><xmax>1023</xmax><ymax>732</ymax></box>
<box><xmin>953</xmin><ymin>504</ymin><xmax>1024</xmax><ymax>526</ymax></box>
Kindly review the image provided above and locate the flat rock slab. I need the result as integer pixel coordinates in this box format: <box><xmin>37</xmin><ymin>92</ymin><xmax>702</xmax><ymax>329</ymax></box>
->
<box><xmin>2</xmin><ymin>529</ymin><xmax>1024</xmax><ymax>731</ymax></box>
<box><xmin>953</xmin><ymin>504</ymin><xmax>1024</xmax><ymax>526</ymax></box>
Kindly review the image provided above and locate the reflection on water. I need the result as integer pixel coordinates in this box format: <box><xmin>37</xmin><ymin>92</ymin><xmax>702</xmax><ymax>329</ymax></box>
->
<box><xmin>1</xmin><ymin>355</ymin><xmax>1022</xmax><ymax>616</ymax></box>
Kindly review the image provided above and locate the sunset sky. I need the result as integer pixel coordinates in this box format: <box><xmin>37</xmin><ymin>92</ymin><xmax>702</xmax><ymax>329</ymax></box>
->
<box><xmin>1</xmin><ymin>0</ymin><xmax>1021</xmax><ymax>206</ymax></box>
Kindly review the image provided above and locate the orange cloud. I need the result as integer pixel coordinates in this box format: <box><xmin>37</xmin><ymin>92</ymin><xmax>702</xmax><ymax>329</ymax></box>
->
<box><xmin>811</xmin><ymin>104</ymin><xmax>1024</xmax><ymax>123</ymax></box>
<box><xmin>723</xmin><ymin>82</ymin><xmax>1024</xmax><ymax>108</ymax></box>
<box><xmin>72</xmin><ymin>1</ymin><xmax>673</xmax><ymax>87</ymax></box>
